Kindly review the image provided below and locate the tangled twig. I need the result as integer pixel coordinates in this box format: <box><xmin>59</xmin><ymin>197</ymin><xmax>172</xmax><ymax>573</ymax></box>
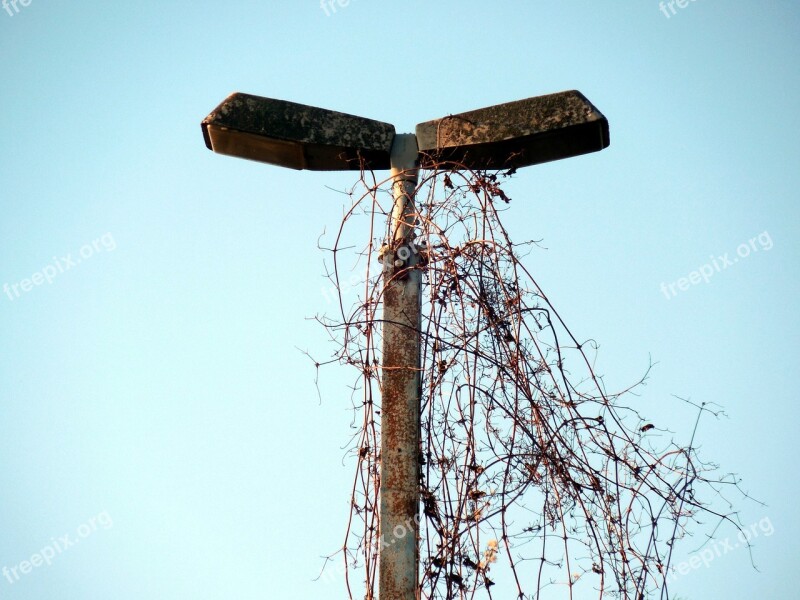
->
<box><xmin>312</xmin><ymin>160</ymin><xmax>751</xmax><ymax>600</ymax></box>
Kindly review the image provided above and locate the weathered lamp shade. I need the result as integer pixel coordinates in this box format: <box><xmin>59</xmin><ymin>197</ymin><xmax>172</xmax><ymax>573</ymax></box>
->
<box><xmin>415</xmin><ymin>90</ymin><xmax>610</xmax><ymax>170</ymax></box>
<box><xmin>201</xmin><ymin>93</ymin><xmax>396</xmax><ymax>170</ymax></box>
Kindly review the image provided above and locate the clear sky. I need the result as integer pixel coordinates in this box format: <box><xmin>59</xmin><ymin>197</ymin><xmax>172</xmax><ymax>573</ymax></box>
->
<box><xmin>1</xmin><ymin>1</ymin><xmax>797</xmax><ymax>598</ymax></box>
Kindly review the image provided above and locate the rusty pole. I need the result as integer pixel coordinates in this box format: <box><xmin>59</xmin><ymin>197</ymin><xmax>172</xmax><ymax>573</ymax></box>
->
<box><xmin>379</xmin><ymin>133</ymin><xmax>421</xmax><ymax>600</ymax></box>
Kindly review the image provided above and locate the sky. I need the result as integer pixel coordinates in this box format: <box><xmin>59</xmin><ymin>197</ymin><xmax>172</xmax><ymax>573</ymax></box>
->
<box><xmin>1</xmin><ymin>1</ymin><xmax>798</xmax><ymax>598</ymax></box>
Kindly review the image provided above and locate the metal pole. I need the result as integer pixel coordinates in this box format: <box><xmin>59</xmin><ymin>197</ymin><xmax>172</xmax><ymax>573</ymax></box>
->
<box><xmin>201</xmin><ymin>90</ymin><xmax>609</xmax><ymax>600</ymax></box>
<box><xmin>379</xmin><ymin>133</ymin><xmax>421</xmax><ymax>599</ymax></box>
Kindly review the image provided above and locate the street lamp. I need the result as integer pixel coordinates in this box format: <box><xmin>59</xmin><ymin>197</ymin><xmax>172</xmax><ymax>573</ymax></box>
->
<box><xmin>201</xmin><ymin>93</ymin><xmax>396</xmax><ymax>170</ymax></box>
<box><xmin>201</xmin><ymin>90</ymin><xmax>609</xmax><ymax>600</ymax></box>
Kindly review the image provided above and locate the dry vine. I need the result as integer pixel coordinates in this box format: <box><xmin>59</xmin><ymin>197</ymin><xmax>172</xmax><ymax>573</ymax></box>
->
<box><xmin>313</xmin><ymin>158</ymin><xmax>751</xmax><ymax>600</ymax></box>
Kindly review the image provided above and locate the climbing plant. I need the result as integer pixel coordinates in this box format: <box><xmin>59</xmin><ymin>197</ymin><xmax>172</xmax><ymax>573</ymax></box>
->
<box><xmin>313</xmin><ymin>159</ymin><xmax>751</xmax><ymax>600</ymax></box>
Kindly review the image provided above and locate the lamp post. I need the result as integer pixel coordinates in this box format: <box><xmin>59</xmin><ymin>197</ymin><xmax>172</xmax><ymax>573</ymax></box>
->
<box><xmin>201</xmin><ymin>90</ymin><xmax>609</xmax><ymax>599</ymax></box>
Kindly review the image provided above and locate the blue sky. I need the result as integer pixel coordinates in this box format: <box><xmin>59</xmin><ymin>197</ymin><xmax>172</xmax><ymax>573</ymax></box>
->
<box><xmin>1</xmin><ymin>1</ymin><xmax>798</xmax><ymax>598</ymax></box>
